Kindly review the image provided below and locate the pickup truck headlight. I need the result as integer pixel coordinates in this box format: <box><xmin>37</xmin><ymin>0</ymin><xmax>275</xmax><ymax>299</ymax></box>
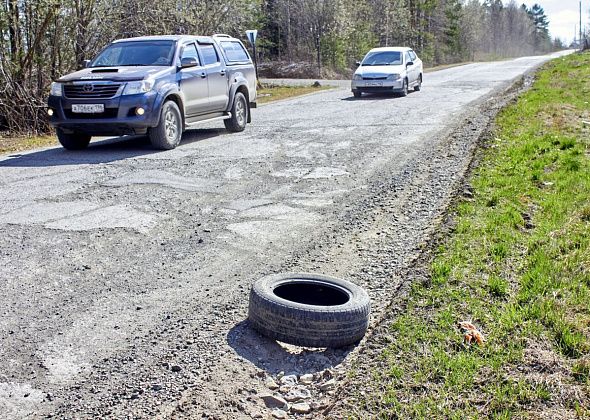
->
<box><xmin>50</xmin><ymin>82</ymin><xmax>62</xmax><ymax>97</ymax></box>
<box><xmin>387</xmin><ymin>74</ymin><xmax>400</xmax><ymax>80</ymax></box>
<box><xmin>123</xmin><ymin>79</ymin><xmax>155</xmax><ymax>95</ymax></box>
<box><xmin>353</xmin><ymin>74</ymin><xmax>363</xmax><ymax>81</ymax></box>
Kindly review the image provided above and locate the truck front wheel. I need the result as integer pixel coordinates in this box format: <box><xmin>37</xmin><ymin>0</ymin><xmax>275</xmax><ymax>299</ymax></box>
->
<box><xmin>56</xmin><ymin>129</ymin><xmax>91</xmax><ymax>150</ymax></box>
<box><xmin>224</xmin><ymin>92</ymin><xmax>248</xmax><ymax>133</ymax></box>
<box><xmin>149</xmin><ymin>100</ymin><xmax>183</xmax><ymax>150</ymax></box>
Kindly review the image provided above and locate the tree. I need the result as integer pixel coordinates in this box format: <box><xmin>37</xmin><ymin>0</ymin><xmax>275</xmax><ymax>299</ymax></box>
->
<box><xmin>527</xmin><ymin>3</ymin><xmax>550</xmax><ymax>51</ymax></box>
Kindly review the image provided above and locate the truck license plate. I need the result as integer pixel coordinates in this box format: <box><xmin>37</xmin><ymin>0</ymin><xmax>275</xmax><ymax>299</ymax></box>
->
<box><xmin>72</xmin><ymin>104</ymin><xmax>104</xmax><ymax>113</ymax></box>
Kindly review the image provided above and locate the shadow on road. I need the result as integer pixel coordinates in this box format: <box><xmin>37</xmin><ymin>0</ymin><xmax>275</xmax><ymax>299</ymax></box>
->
<box><xmin>227</xmin><ymin>320</ymin><xmax>354</xmax><ymax>375</ymax></box>
<box><xmin>341</xmin><ymin>92</ymin><xmax>405</xmax><ymax>101</ymax></box>
<box><xmin>0</xmin><ymin>128</ymin><xmax>224</xmax><ymax>168</ymax></box>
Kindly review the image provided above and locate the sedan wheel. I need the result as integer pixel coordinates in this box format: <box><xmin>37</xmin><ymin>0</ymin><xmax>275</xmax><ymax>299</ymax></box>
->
<box><xmin>400</xmin><ymin>79</ymin><xmax>408</xmax><ymax>97</ymax></box>
<box><xmin>414</xmin><ymin>74</ymin><xmax>422</xmax><ymax>91</ymax></box>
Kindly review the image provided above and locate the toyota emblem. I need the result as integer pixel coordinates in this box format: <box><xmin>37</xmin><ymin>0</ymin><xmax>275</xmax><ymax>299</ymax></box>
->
<box><xmin>82</xmin><ymin>84</ymin><xmax>94</xmax><ymax>92</ymax></box>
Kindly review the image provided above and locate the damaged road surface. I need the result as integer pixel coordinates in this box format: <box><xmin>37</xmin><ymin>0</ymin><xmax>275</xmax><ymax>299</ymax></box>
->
<box><xmin>0</xmin><ymin>52</ymin><xmax>568</xmax><ymax>418</ymax></box>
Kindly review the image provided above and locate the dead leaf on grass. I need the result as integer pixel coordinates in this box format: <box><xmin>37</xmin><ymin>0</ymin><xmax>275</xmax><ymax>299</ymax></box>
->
<box><xmin>458</xmin><ymin>321</ymin><xmax>485</xmax><ymax>346</ymax></box>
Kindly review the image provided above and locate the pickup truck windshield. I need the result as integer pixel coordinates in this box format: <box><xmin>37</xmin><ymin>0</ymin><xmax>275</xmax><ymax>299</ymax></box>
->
<box><xmin>90</xmin><ymin>41</ymin><xmax>176</xmax><ymax>67</ymax></box>
<box><xmin>362</xmin><ymin>51</ymin><xmax>402</xmax><ymax>66</ymax></box>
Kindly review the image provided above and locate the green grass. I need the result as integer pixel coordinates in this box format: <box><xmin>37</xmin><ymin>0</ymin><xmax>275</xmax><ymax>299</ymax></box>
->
<box><xmin>356</xmin><ymin>52</ymin><xmax>590</xmax><ymax>417</ymax></box>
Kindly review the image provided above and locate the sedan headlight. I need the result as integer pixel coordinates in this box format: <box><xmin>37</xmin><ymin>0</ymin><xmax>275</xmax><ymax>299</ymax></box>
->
<box><xmin>50</xmin><ymin>82</ymin><xmax>62</xmax><ymax>97</ymax></box>
<box><xmin>123</xmin><ymin>79</ymin><xmax>155</xmax><ymax>95</ymax></box>
<box><xmin>387</xmin><ymin>74</ymin><xmax>400</xmax><ymax>80</ymax></box>
<box><xmin>353</xmin><ymin>74</ymin><xmax>363</xmax><ymax>81</ymax></box>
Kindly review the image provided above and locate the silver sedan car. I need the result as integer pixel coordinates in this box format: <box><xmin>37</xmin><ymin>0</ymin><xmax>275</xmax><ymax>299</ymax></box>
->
<box><xmin>351</xmin><ymin>47</ymin><xmax>423</xmax><ymax>98</ymax></box>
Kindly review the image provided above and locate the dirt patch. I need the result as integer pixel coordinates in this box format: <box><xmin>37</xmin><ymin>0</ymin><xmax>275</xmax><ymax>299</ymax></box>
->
<box><xmin>510</xmin><ymin>339</ymin><xmax>588</xmax><ymax>414</ymax></box>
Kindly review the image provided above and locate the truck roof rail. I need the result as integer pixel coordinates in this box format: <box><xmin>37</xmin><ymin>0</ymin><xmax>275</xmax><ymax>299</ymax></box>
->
<box><xmin>212</xmin><ymin>34</ymin><xmax>232</xmax><ymax>38</ymax></box>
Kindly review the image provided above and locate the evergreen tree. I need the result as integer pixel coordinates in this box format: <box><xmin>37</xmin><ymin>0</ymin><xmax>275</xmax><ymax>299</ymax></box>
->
<box><xmin>527</xmin><ymin>3</ymin><xmax>550</xmax><ymax>51</ymax></box>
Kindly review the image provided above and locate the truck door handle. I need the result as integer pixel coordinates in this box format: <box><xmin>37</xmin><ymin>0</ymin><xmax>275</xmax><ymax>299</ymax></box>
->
<box><xmin>200</xmin><ymin>72</ymin><xmax>207</xmax><ymax>78</ymax></box>
<box><xmin>220</xmin><ymin>70</ymin><xmax>226</xmax><ymax>76</ymax></box>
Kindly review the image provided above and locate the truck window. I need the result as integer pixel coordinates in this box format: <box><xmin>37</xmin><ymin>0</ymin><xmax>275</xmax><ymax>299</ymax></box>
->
<box><xmin>199</xmin><ymin>44</ymin><xmax>219</xmax><ymax>65</ymax></box>
<box><xmin>91</xmin><ymin>41</ymin><xmax>175</xmax><ymax>67</ymax></box>
<box><xmin>181</xmin><ymin>43</ymin><xmax>200</xmax><ymax>65</ymax></box>
<box><xmin>219</xmin><ymin>41</ymin><xmax>250</xmax><ymax>62</ymax></box>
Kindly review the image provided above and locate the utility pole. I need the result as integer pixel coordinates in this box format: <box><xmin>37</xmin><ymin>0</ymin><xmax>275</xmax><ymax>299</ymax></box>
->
<box><xmin>580</xmin><ymin>1</ymin><xmax>583</xmax><ymax>48</ymax></box>
<box><xmin>316</xmin><ymin>33</ymin><xmax>321</xmax><ymax>78</ymax></box>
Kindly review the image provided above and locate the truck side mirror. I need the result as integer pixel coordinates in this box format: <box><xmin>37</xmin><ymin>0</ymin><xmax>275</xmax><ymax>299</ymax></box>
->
<box><xmin>406</xmin><ymin>61</ymin><xmax>414</xmax><ymax>67</ymax></box>
<box><xmin>355</xmin><ymin>61</ymin><xmax>361</xmax><ymax>67</ymax></box>
<box><xmin>181</xmin><ymin>57</ymin><xmax>199</xmax><ymax>69</ymax></box>
<box><xmin>83</xmin><ymin>60</ymin><xmax>91</xmax><ymax>68</ymax></box>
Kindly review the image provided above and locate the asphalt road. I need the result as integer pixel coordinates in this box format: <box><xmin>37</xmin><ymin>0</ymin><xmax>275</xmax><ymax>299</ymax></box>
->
<box><xmin>0</xmin><ymin>51</ymin><xmax>570</xmax><ymax>418</ymax></box>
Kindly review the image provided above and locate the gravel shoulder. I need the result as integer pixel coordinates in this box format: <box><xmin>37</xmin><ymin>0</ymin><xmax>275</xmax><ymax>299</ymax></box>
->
<box><xmin>0</xmin><ymin>52</ymin><xmax>569</xmax><ymax>419</ymax></box>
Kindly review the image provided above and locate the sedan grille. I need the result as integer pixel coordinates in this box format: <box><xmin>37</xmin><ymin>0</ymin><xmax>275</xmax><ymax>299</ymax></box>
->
<box><xmin>64</xmin><ymin>83</ymin><xmax>121</xmax><ymax>99</ymax></box>
<box><xmin>363</xmin><ymin>76</ymin><xmax>387</xmax><ymax>80</ymax></box>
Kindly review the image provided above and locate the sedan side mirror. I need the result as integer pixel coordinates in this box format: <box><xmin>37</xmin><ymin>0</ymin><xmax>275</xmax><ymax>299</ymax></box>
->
<box><xmin>180</xmin><ymin>57</ymin><xmax>199</xmax><ymax>69</ymax></box>
<box><xmin>83</xmin><ymin>59</ymin><xmax>91</xmax><ymax>68</ymax></box>
<box><xmin>406</xmin><ymin>61</ymin><xmax>414</xmax><ymax>67</ymax></box>
<box><xmin>355</xmin><ymin>61</ymin><xmax>361</xmax><ymax>67</ymax></box>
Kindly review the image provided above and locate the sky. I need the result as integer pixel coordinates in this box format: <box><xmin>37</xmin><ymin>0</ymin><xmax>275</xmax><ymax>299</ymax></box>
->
<box><xmin>521</xmin><ymin>0</ymin><xmax>590</xmax><ymax>43</ymax></box>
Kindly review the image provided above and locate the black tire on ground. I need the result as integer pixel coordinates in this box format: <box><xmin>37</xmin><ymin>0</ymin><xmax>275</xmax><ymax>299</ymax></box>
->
<box><xmin>414</xmin><ymin>74</ymin><xmax>422</xmax><ymax>91</ymax></box>
<box><xmin>148</xmin><ymin>100</ymin><xmax>183</xmax><ymax>150</ymax></box>
<box><xmin>352</xmin><ymin>90</ymin><xmax>362</xmax><ymax>98</ymax></box>
<box><xmin>248</xmin><ymin>273</ymin><xmax>371</xmax><ymax>348</ymax></box>
<box><xmin>399</xmin><ymin>78</ymin><xmax>408</xmax><ymax>97</ymax></box>
<box><xmin>56</xmin><ymin>129</ymin><xmax>91</xmax><ymax>150</ymax></box>
<box><xmin>224</xmin><ymin>92</ymin><xmax>248</xmax><ymax>132</ymax></box>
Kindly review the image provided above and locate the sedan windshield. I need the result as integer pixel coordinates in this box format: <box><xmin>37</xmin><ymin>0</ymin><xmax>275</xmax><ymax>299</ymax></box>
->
<box><xmin>361</xmin><ymin>51</ymin><xmax>402</xmax><ymax>66</ymax></box>
<box><xmin>90</xmin><ymin>41</ymin><xmax>176</xmax><ymax>67</ymax></box>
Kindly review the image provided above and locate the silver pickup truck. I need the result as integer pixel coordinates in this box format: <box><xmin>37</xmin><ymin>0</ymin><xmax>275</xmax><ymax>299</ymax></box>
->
<box><xmin>47</xmin><ymin>34</ymin><xmax>257</xmax><ymax>150</ymax></box>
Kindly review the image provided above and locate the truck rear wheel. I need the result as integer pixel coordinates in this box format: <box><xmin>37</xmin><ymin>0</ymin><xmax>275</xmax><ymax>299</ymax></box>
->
<box><xmin>56</xmin><ymin>129</ymin><xmax>91</xmax><ymax>150</ymax></box>
<box><xmin>224</xmin><ymin>92</ymin><xmax>248</xmax><ymax>133</ymax></box>
<box><xmin>149</xmin><ymin>100</ymin><xmax>183</xmax><ymax>150</ymax></box>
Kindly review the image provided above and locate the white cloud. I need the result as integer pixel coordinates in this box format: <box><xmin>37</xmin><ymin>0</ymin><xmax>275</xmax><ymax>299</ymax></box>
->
<box><xmin>550</xmin><ymin>9</ymin><xmax>581</xmax><ymax>41</ymax></box>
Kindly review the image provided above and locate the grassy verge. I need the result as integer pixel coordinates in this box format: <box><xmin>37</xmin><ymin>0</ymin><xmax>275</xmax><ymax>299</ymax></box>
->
<box><xmin>257</xmin><ymin>83</ymin><xmax>332</xmax><ymax>104</ymax></box>
<box><xmin>360</xmin><ymin>53</ymin><xmax>590</xmax><ymax>417</ymax></box>
<box><xmin>0</xmin><ymin>134</ymin><xmax>57</xmax><ymax>155</ymax></box>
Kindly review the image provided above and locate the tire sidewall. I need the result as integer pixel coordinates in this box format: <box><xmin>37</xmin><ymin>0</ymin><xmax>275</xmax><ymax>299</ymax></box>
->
<box><xmin>233</xmin><ymin>92</ymin><xmax>247</xmax><ymax>130</ymax></box>
<box><xmin>150</xmin><ymin>100</ymin><xmax>182</xmax><ymax>149</ymax></box>
<box><xmin>161</xmin><ymin>101</ymin><xmax>182</xmax><ymax>147</ymax></box>
<box><xmin>248</xmin><ymin>273</ymin><xmax>371</xmax><ymax>347</ymax></box>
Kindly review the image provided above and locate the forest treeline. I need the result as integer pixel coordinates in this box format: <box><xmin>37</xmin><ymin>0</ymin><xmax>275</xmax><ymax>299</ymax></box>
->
<box><xmin>0</xmin><ymin>0</ymin><xmax>563</xmax><ymax>134</ymax></box>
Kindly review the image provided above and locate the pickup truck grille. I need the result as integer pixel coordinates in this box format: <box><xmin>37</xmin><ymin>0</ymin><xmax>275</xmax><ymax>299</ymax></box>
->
<box><xmin>64</xmin><ymin>83</ymin><xmax>121</xmax><ymax>99</ymax></box>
